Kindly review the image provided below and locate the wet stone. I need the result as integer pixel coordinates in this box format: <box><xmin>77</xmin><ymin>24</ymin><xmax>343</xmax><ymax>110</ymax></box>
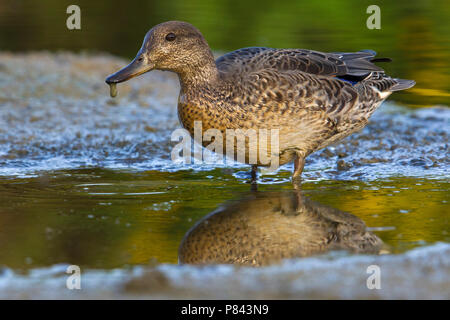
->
<box><xmin>359</xmin><ymin>157</ymin><xmax>387</xmax><ymax>164</ymax></box>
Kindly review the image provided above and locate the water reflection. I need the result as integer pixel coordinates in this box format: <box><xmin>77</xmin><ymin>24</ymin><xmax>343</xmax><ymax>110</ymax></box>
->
<box><xmin>0</xmin><ymin>170</ymin><xmax>447</xmax><ymax>270</ymax></box>
<box><xmin>179</xmin><ymin>189</ymin><xmax>383</xmax><ymax>266</ymax></box>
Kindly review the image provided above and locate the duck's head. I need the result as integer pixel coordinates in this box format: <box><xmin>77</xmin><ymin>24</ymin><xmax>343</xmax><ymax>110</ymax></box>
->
<box><xmin>105</xmin><ymin>21</ymin><xmax>214</xmax><ymax>85</ymax></box>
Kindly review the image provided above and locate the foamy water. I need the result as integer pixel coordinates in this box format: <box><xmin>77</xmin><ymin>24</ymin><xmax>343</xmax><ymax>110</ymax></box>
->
<box><xmin>0</xmin><ymin>52</ymin><xmax>448</xmax><ymax>182</ymax></box>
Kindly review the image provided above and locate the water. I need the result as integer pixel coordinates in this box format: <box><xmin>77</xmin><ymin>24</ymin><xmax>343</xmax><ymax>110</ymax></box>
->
<box><xmin>0</xmin><ymin>167</ymin><xmax>448</xmax><ymax>269</ymax></box>
<box><xmin>0</xmin><ymin>0</ymin><xmax>449</xmax><ymax>298</ymax></box>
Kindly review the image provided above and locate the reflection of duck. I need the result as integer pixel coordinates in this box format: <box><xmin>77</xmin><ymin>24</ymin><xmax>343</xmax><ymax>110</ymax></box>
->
<box><xmin>106</xmin><ymin>21</ymin><xmax>414</xmax><ymax>180</ymax></box>
<box><xmin>179</xmin><ymin>190</ymin><xmax>383</xmax><ymax>266</ymax></box>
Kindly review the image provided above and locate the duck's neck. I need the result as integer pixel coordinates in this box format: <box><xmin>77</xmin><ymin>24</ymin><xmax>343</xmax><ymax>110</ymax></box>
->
<box><xmin>177</xmin><ymin>52</ymin><xmax>220</xmax><ymax>92</ymax></box>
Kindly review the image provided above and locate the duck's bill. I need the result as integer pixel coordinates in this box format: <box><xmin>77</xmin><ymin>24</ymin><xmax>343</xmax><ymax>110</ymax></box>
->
<box><xmin>105</xmin><ymin>57</ymin><xmax>153</xmax><ymax>84</ymax></box>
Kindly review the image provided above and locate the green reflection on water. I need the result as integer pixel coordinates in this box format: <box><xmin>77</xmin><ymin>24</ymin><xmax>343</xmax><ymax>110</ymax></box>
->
<box><xmin>0</xmin><ymin>0</ymin><xmax>449</xmax><ymax>107</ymax></box>
<box><xmin>0</xmin><ymin>168</ymin><xmax>448</xmax><ymax>270</ymax></box>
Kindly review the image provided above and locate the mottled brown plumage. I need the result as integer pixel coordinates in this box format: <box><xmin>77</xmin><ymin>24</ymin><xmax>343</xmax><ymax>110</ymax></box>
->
<box><xmin>178</xmin><ymin>189</ymin><xmax>384</xmax><ymax>266</ymax></box>
<box><xmin>106</xmin><ymin>21</ymin><xmax>415</xmax><ymax>179</ymax></box>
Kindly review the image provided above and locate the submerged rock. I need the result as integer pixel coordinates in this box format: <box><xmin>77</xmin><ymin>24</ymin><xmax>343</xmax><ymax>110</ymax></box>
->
<box><xmin>0</xmin><ymin>52</ymin><xmax>448</xmax><ymax>181</ymax></box>
<box><xmin>337</xmin><ymin>159</ymin><xmax>353</xmax><ymax>171</ymax></box>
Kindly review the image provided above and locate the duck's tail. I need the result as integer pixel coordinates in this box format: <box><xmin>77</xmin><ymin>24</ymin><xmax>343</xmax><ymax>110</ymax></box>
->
<box><xmin>335</xmin><ymin>50</ymin><xmax>415</xmax><ymax>92</ymax></box>
<box><xmin>334</xmin><ymin>50</ymin><xmax>415</xmax><ymax>92</ymax></box>
<box><xmin>362</xmin><ymin>72</ymin><xmax>416</xmax><ymax>95</ymax></box>
<box><xmin>389</xmin><ymin>78</ymin><xmax>416</xmax><ymax>91</ymax></box>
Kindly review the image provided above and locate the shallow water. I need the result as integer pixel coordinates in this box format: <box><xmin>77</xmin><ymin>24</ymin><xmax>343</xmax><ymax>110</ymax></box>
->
<box><xmin>0</xmin><ymin>51</ymin><xmax>449</xmax><ymax>298</ymax></box>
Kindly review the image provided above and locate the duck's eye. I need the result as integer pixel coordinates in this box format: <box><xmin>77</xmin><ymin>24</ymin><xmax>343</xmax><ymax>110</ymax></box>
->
<box><xmin>165</xmin><ymin>33</ymin><xmax>176</xmax><ymax>41</ymax></box>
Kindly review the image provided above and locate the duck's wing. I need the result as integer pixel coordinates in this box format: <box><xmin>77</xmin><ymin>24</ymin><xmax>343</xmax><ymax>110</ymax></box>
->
<box><xmin>216</xmin><ymin>47</ymin><xmax>386</xmax><ymax>79</ymax></box>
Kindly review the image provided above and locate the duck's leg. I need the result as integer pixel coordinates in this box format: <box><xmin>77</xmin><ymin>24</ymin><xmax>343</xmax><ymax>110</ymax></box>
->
<box><xmin>292</xmin><ymin>155</ymin><xmax>305</xmax><ymax>184</ymax></box>
<box><xmin>251</xmin><ymin>165</ymin><xmax>258</xmax><ymax>183</ymax></box>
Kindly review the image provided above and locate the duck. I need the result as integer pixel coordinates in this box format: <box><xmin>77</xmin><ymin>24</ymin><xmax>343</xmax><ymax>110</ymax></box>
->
<box><xmin>178</xmin><ymin>189</ymin><xmax>384</xmax><ymax>266</ymax></box>
<box><xmin>105</xmin><ymin>21</ymin><xmax>415</xmax><ymax>181</ymax></box>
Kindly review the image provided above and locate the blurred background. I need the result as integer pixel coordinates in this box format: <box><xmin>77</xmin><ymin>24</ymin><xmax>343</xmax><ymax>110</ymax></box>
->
<box><xmin>0</xmin><ymin>0</ymin><xmax>449</xmax><ymax>107</ymax></box>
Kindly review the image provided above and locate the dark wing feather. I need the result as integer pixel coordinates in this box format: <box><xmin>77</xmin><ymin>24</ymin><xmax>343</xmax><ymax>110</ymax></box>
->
<box><xmin>216</xmin><ymin>47</ymin><xmax>386</xmax><ymax>79</ymax></box>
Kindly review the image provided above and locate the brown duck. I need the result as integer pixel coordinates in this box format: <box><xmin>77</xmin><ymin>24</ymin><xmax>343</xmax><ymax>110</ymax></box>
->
<box><xmin>106</xmin><ymin>21</ymin><xmax>415</xmax><ymax>180</ymax></box>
